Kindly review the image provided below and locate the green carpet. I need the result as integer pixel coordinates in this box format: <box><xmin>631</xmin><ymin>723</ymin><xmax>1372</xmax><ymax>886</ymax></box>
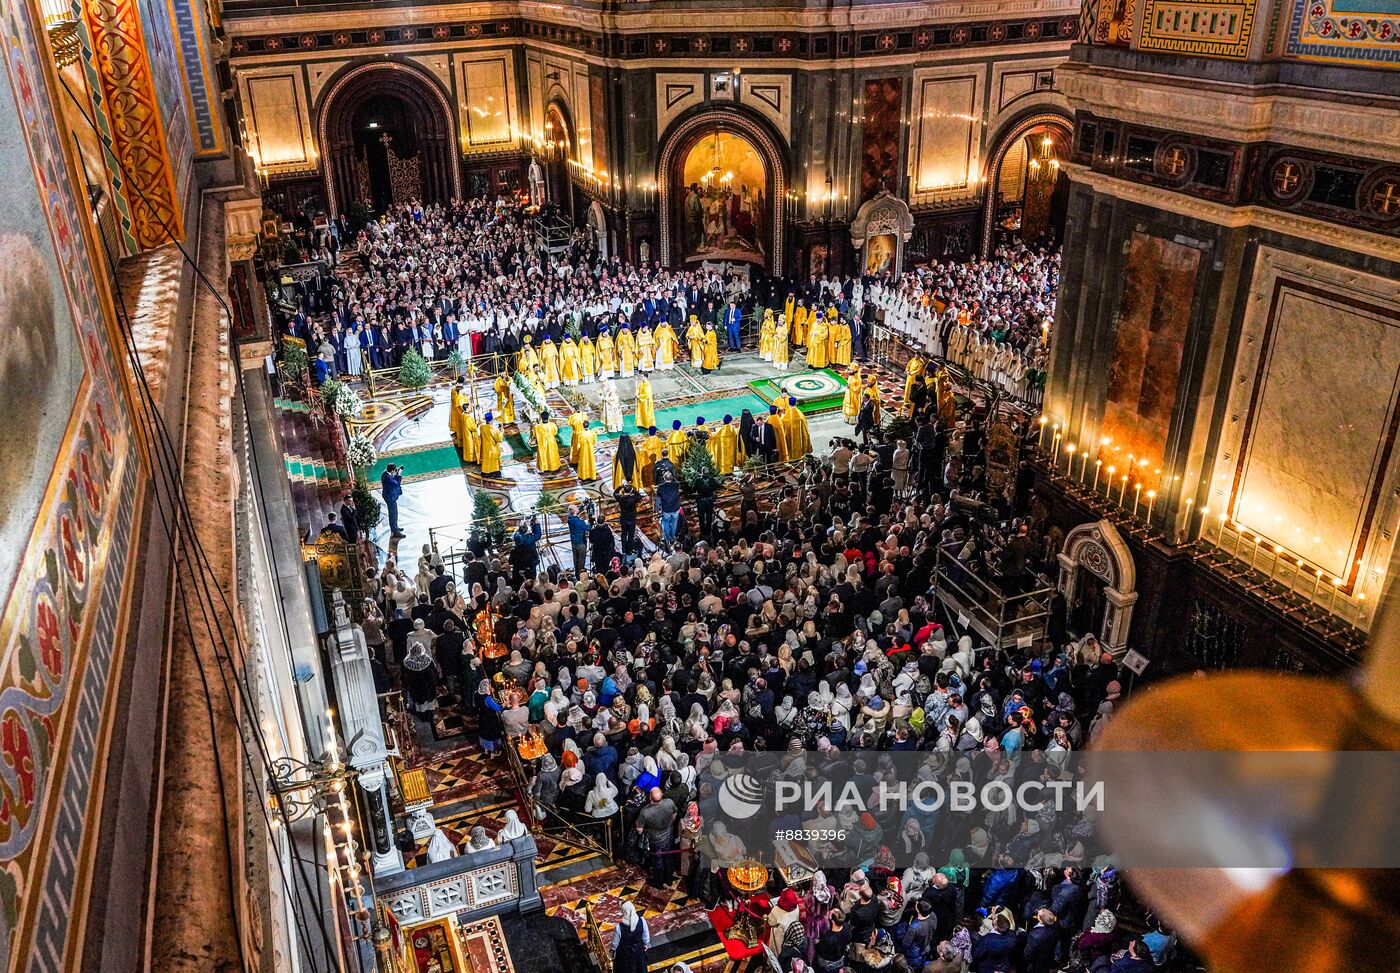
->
<box><xmin>557</xmin><ymin>391</ymin><xmax>774</xmax><ymax>446</ymax></box>
<box><xmin>750</xmin><ymin>379</ymin><xmax>846</xmax><ymax>414</ymax></box>
<box><xmin>369</xmin><ymin>444</ymin><xmax>462</xmax><ymax>482</ymax></box>
<box><xmin>505</xmin><ymin>431</ymin><xmax>534</xmax><ymax>460</ymax></box>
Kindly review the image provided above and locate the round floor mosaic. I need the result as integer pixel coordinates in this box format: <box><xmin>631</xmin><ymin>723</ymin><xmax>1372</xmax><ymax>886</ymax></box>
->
<box><xmin>780</xmin><ymin>370</ymin><xmax>845</xmax><ymax>400</ymax></box>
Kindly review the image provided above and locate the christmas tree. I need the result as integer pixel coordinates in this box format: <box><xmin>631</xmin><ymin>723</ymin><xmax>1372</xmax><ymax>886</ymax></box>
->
<box><xmin>397</xmin><ymin>348</ymin><xmax>432</xmax><ymax>390</ymax></box>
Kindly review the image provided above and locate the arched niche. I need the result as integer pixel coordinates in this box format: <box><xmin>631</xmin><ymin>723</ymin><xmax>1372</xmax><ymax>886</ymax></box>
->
<box><xmin>1058</xmin><ymin>519</ymin><xmax>1139</xmax><ymax>656</ymax></box>
<box><xmin>979</xmin><ymin>108</ymin><xmax>1073</xmax><ymax>255</ymax></box>
<box><xmin>849</xmin><ymin>191</ymin><xmax>914</xmax><ymax>276</ymax></box>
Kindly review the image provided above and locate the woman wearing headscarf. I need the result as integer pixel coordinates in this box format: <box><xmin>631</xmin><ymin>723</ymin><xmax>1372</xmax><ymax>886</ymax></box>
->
<box><xmin>427</xmin><ymin>826</ymin><xmax>458</xmax><ymax>863</ymax></box>
<box><xmin>676</xmin><ymin>801</ymin><xmax>703</xmax><ymax>892</ymax></box>
<box><xmin>610</xmin><ymin>901</ymin><xmax>651</xmax><ymax>973</ymax></box>
<box><xmin>767</xmin><ymin>888</ymin><xmax>803</xmax><ymax>959</ymax></box>
<box><xmin>613</xmin><ymin>433</ymin><xmax>642</xmax><ymax>489</ymax></box>
<box><xmin>939</xmin><ymin>848</ymin><xmax>971</xmax><ymax>920</ymax></box>
<box><xmin>498</xmin><ymin>808</ymin><xmax>529</xmax><ymax>842</ymax></box>
<box><xmin>738</xmin><ymin>408</ymin><xmax>757</xmax><ymax>460</ymax></box>
<box><xmin>403</xmin><ymin>643</ymin><xmax>440</xmax><ymax>715</ymax></box>
<box><xmin>1073</xmin><ymin>910</ymin><xmax>1117</xmax><ymax>971</ymax></box>
<box><xmin>585</xmin><ymin>773</ymin><xmax>620</xmax><ymax>817</ymax></box>
<box><xmin>531</xmin><ymin>753</ymin><xmax>561</xmax><ymax>812</ymax></box>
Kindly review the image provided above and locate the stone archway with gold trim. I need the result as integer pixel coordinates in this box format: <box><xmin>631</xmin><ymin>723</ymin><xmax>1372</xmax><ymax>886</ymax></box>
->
<box><xmin>657</xmin><ymin>108</ymin><xmax>789</xmax><ymax>272</ymax></box>
<box><xmin>1058</xmin><ymin>519</ymin><xmax>1138</xmax><ymax>655</ymax></box>
<box><xmin>317</xmin><ymin>60</ymin><xmax>462</xmax><ymax>216</ymax></box>
<box><xmin>979</xmin><ymin>109</ymin><xmax>1073</xmax><ymax>255</ymax></box>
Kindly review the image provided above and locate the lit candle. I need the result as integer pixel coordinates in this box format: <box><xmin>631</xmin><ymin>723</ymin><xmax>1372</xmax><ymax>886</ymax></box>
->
<box><xmin>1052</xmin><ymin>431</ymin><xmax>1061</xmax><ymax>465</ymax></box>
<box><xmin>1119</xmin><ymin>474</ymin><xmax>1129</xmax><ymax>506</ymax></box>
<box><xmin>1271</xmin><ymin>545</ymin><xmax>1285</xmax><ymax>580</ymax></box>
<box><xmin>1292</xmin><ymin>558</ymin><xmax>1305</xmax><ymax>596</ymax></box>
<box><xmin>1037</xmin><ymin>416</ymin><xmax>1047</xmax><ymax>447</ymax></box>
<box><xmin>1133</xmin><ymin>483</ymin><xmax>1142</xmax><ymax>517</ymax></box>
<box><xmin>1147</xmin><ymin>489</ymin><xmax>1157</xmax><ymax>524</ymax></box>
<box><xmin>1311</xmin><ymin>568</ymin><xmax>1323</xmax><ymax>603</ymax></box>
<box><xmin>1183</xmin><ymin>497</ymin><xmax>1194</xmax><ymax>538</ymax></box>
<box><xmin>1105</xmin><ymin>465</ymin><xmax>1116</xmax><ymax>497</ymax></box>
<box><xmin>1328</xmin><ymin>577</ymin><xmax>1343</xmax><ymax>616</ymax></box>
<box><xmin>1065</xmin><ymin>443</ymin><xmax>1076</xmax><ymax>478</ymax></box>
<box><xmin>1092</xmin><ymin>460</ymin><xmax>1102</xmax><ymax>493</ymax></box>
<box><xmin>1250</xmin><ymin>533</ymin><xmax>1264</xmax><ymax>570</ymax></box>
<box><xmin>1355</xmin><ymin>591</ymin><xmax>1367</xmax><ymax>628</ymax></box>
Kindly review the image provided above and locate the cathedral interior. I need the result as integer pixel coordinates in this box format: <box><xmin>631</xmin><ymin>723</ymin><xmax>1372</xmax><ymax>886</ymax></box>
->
<box><xmin>1</xmin><ymin>0</ymin><xmax>1398</xmax><ymax>971</ymax></box>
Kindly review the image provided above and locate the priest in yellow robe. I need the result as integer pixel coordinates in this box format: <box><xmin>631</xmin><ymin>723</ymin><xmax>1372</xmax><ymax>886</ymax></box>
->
<box><xmin>459</xmin><ymin>408</ymin><xmax>481</xmax><ymax>464</ymax></box>
<box><xmin>806</xmin><ymin>313</ymin><xmax>829</xmax><ymax>369</ymax></box>
<box><xmin>768</xmin><ymin>405</ymin><xmax>790</xmax><ymax>462</ymax></box>
<box><xmin>655</xmin><ymin>322</ymin><xmax>678</xmax><ymax>370</ymax></box>
<box><xmin>904</xmin><ymin>355</ymin><xmax>926</xmax><ymax>415</ymax></box>
<box><xmin>686</xmin><ymin>317</ymin><xmax>704</xmax><ymax>368</ymax></box>
<box><xmin>580</xmin><ymin>335</ymin><xmax>597</xmax><ymax>384</ymax></box>
<box><xmin>517</xmin><ymin>336</ymin><xmax>540</xmax><ymax>373</ymax></box>
<box><xmin>637</xmin><ymin>326</ymin><xmax>656</xmax><ymax>373</ymax></box>
<box><xmin>783</xmin><ymin>293</ymin><xmax>796</xmax><ymax>331</ymax></box>
<box><xmin>540</xmin><ymin>338</ymin><xmax>561</xmax><ymax>389</ymax></box>
<box><xmin>701</xmin><ymin>324</ymin><xmax>720</xmax><ymax>373</ymax></box>
<box><xmin>773</xmin><ymin>314</ymin><xmax>790</xmax><ymax>370</ymax></box>
<box><xmin>478</xmin><ymin>412</ymin><xmax>502</xmax><ymax>476</ymax></box>
<box><xmin>665</xmin><ymin>419</ymin><xmax>690</xmax><ymax>467</ymax></box>
<box><xmin>635</xmin><ymin>376</ymin><xmax>655</xmax><ymax>432</ymax></box>
<box><xmin>494</xmin><ymin>373</ymin><xmax>515</xmax><ymax>425</ymax></box>
<box><xmin>574</xmin><ymin>420</ymin><xmax>598</xmax><ymax>481</ymax></box>
<box><xmin>638</xmin><ymin>426</ymin><xmax>663</xmax><ymax>488</ymax></box>
<box><xmin>613</xmin><ymin>433</ymin><xmax>642</xmax><ymax>489</ymax></box>
<box><xmin>559</xmin><ymin>336</ymin><xmax>581</xmax><ymax>386</ymax></box>
<box><xmin>866</xmin><ymin>375</ymin><xmax>883</xmax><ymax>426</ymax></box>
<box><xmin>843</xmin><ymin>366</ymin><xmax>863</xmax><ymax>424</ymax></box>
<box><xmin>616</xmin><ymin>326</ymin><xmax>637</xmax><ymax>378</ymax></box>
<box><xmin>830</xmin><ymin>319</ymin><xmax>852</xmax><ymax>367</ymax></box>
<box><xmin>792</xmin><ymin>300</ymin><xmax>809</xmax><ymax>346</ymax></box>
<box><xmin>449</xmin><ymin>377</ymin><xmax>466</xmax><ymax>443</ymax></box>
<box><xmin>567</xmin><ymin>409</ymin><xmax>589</xmax><ymax>465</ymax></box>
<box><xmin>782</xmin><ymin>396</ymin><xmax>812</xmax><ymax>459</ymax></box>
<box><xmin>534</xmin><ymin>415</ymin><xmax>562</xmax><ymax>473</ymax></box>
<box><xmin>710</xmin><ymin>414</ymin><xmax>739</xmax><ymax>474</ymax></box>
<box><xmin>758</xmin><ymin>310</ymin><xmax>775</xmax><ymax>362</ymax></box>
<box><xmin>596</xmin><ymin>329</ymin><xmax>617</xmax><ymax>378</ymax></box>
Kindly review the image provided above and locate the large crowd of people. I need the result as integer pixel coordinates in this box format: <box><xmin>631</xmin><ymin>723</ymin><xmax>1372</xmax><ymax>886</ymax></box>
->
<box><xmin>276</xmin><ymin>198</ymin><xmax>1055</xmax><ymax>412</ymax></box>
<box><xmin>292</xmin><ymin>196</ymin><xmax>1176</xmax><ymax>973</ymax></box>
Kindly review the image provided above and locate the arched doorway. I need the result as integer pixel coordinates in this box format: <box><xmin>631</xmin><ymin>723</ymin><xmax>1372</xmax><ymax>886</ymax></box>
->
<box><xmin>1057</xmin><ymin>519</ymin><xmax>1139</xmax><ymax>655</ymax></box>
<box><xmin>539</xmin><ymin>100</ymin><xmax>576</xmax><ymax>220</ymax></box>
<box><xmin>318</xmin><ymin>61</ymin><xmax>461</xmax><ymax>217</ymax></box>
<box><xmin>979</xmin><ymin>111</ymin><xmax>1073</xmax><ymax>254</ymax></box>
<box><xmin>657</xmin><ymin>109</ymin><xmax>787</xmax><ymax>272</ymax></box>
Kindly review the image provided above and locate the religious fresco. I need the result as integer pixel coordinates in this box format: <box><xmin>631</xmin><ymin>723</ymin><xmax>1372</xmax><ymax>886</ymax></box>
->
<box><xmin>0</xmin><ymin>2</ymin><xmax>140</xmax><ymax>967</ymax></box>
<box><xmin>1287</xmin><ymin>0</ymin><xmax>1400</xmax><ymax>66</ymax></box>
<box><xmin>680</xmin><ymin>131</ymin><xmax>768</xmax><ymax>266</ymax></box>
<box><xmin>1103</xmin><ymin>232</ymin><xmax>1200</xmax><ymax>470</ymax></box>
<box><xmin>859</xmin><ymin>77</ymin><xmax>902</xmax><ymax>203</ymax></box>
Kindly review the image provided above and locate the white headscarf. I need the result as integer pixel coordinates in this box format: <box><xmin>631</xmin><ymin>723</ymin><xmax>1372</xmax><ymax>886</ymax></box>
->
<box><xmin>427</xmin><ymin>827</ymin><xmax>457</xmax><ymax>863</ymax></box>
<box><xmin>498</xmin><ymin>809</ymin><xmax>528</xmax><ymax>841</ymax></box>
<box><xmin>620</xmin><ymin>901</ymin><xmax>641</xmax><ymax>930</ymax></box>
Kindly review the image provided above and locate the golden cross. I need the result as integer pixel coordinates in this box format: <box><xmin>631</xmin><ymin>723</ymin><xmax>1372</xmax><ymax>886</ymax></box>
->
<box><xmin>1372</xmin><ymin>181</ymin><xmax>1400</xmax><ymax>217</ymax></box>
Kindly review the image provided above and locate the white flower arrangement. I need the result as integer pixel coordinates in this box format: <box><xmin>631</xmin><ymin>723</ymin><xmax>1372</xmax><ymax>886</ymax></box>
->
<box><xmin>346</xmin><ymin>432</ymin><xmax>378</xmax><ymax>470</ymax></box>
<box><xmin>329</xmin><ymin>381</ymin><xmax>364</xmax><ymax>419</ymax></box>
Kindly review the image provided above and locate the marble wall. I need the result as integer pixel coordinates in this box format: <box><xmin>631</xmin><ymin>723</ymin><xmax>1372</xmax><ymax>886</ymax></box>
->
<box><xmin>1217</xmin><ymin>246</ymin><xmax>1400</xmax><ymax>589</ymax></box>
<box><xmin>1103</xmin><ymin>230</ymin><xmax>1200</xmax><ymax>469</ymax></box>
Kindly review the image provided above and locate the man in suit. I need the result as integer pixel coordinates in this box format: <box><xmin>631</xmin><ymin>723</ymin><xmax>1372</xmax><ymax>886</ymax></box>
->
<box><xmin>381</xmin><ymin>464</ymin><xmax>405</xmax><ymax>538</ymax></box>
<box><xmin>338</xmin><ymin>493</ymin><xmax>360</xmax><ymax>544</ymax></box>
<box><xmin>724</xmin><ymin>300</ymin><xmax>743</xmax><ymax>351</ymax></box>
<box><xmin>754</xmin><ymin>414</ymin><xmax>779</xmax><ymax>463</ymax></box>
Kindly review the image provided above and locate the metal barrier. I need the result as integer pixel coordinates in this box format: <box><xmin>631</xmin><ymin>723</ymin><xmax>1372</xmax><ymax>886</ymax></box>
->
<box><xmin>503</xmin><ymin>735</ymin><xmax>615</xmax><ymax>860</ymax></box>
<box><xmin>584</xmin><ymin>901</ymin><xmax>613</xmax><ymax>973</ymax></box>
<box><xmin>932</xmin><ymin>544</ymin><xmax>1052</xmax><ymax>649</ymax></box>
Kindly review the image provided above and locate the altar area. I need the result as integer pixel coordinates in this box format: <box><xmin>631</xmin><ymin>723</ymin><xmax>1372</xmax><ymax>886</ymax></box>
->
<box><xmin>347</xmin><ymin>346</ymin><xmax>865</xmax><ymax>563</ymax></box>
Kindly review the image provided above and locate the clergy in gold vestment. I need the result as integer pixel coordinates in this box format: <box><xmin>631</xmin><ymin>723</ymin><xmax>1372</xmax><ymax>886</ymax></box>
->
<box><xmin>686</xmin><ymin>317</ymin><xmax>704</xmax><ymax>367</ymax></box>
<box><xmin>540</xmin><ymin>338</ymin><xmax>561</xmax><ymax>388</ymax></box>
<box><xmin>638</xmin><ymin>427</ymin><xmax>663</xmax><ymax>488</ymax></box>
<box><xmin>534</xmin><ymin>417</ymin><xmax>562</xmax><ymax>473</ymax></box>
<box><xmin>773</xmin><ymin>315</ymin><xmax>790</xmax><ymax>370</ymax></box>
<box><xmin>567</xmin><ymin>410</ymin><xmax>589</xmax><ymax>465</ymax></box>
<box><xmin>517</xmin><ymin>336</ymin><xmax>540</xmax><ymax>373</ymax></box>
<box><xmin>494</xmin><ymin>373</ymin><xmax>515</xmax><ymax>425</ymax></box>
<box><xmin>616</xmin><ymin>326</ymin><xmax>637</xmax><ymax>377</ymax></box>
<box><xmin>702</xmin><ymin>325</ymin><xmax>720</xmax><ymax>372</ymax></box>
<box><xmin>635</xmin><ymin>376</ymin><xmax>655</xmax><ymax>432</ymax></box>
<box><xmin>574</xmin><ymin>421</ymin><xmax>599</xmax><ymax>481</ymax></box>
<box><xmin>904</xmin><ymin>355</ymin><xmax>926</xmax><ymax>415</ymax></box>
<box><xmin>710</xmin><ymin>414</ymin><xmax>739</xmax><ymax>474</ymax></box>
<box><xmin>559</xmin><ymin>336</ymin><xmax>581</xmax><ymax>386</ymax></box>
<box><xmin>843</xmin><ymin>365</ymin><xmax>863</xmax><ymax>424</ymax></box>
<box><xmin>459</xmin><ymin>409</ymin><xmax>481</xmax><ymax>463</ymax></box>
<box><xmin>449</xmin><ymin>378</ymin><xmax>466</xmax><ymax>443</ymax></box>
<box><xmin>655</xmin><ymin>322</ymin><xmax>678</xmax><ymax>370</ymax></box>
<box><xmin>866</xmin><ymin>376</ymin><xmax>883</xmax><ymax>426</ymax></box>
<box><xmin>830</xmin><ymin>320</ymin><xmax>852</xmax><ymax>367</ymax></box>
<box><xmin>597</xmin><ymin>330</ymin><xmax>617</xmax><ymax>378</ymax></box>
<box><xmin>769</xmin><ymin>405</ymin><xmax>790</xmax><ymax>461</ymax></box>
<box><xmin>666</xmin><ymin>419</ymin><xmax>691</xmax><ymax>467</ymax></box>
<box><xmin>478</xmin><ymin>413</ymin><xmax>502</xmax><ymax>476</ymax></box>
<box><xmin>758</xmin><ymin>310</ymin><xmax>775</xmax><ymax>361</ymax></box>
<box><xmin>580</xmin><ymin>335</ymin><xmax>597</xmax><ymax>383</ymax></box>
<box><xmin>806</xmin><ymin>313</ymin><xmax>829</xmax><ymax>369</ymax></box>
<box><xmin>637</xmin><ymin>326</ymin><xmax>656</xmax><ymax>372</ymax></box>
<box><xmin>782</xmin><ymin>397</ymin><xmax>812</xmax><ymax>459</ymax></box>
<box><xmin>791</xmin><ymin>301</ymin><xmax>809</xmax><ymax>346</ymax></box>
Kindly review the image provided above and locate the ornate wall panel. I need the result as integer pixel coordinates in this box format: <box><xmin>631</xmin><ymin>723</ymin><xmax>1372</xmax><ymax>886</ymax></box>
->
<box><xmin>910</xmin><ymin>68</ymin><xmax>985</xmax><ymax>199</ymax></box>
<box><xmin>82</xmin><ymin>0</ymin><xmax>185</xmax><ymax>248</ymax></box>
<box><xmin>0</xmin><ymin>0</ymin><xmax>141</xmax><ymax>967</ymax></box>
<box><xmin>456</xmin><ymin>53</ymin><xmax>517</xmax><ymax>151</ymax></box>
<box><xmin>859</xmin><ymin>77</ymin><xmax>903</xmax><ymax>203</ymax></box>
<box><xmin>1219</xmin><ymin>246</ymin><xmax>1400</xmax><ymax>589</ymax></box>
<box><xmin>307</xmin><ymin>59</ymin><xmax>349</xmax><ymax>105</ymax></box>
<box><xmin>738</xmin><ymin>73</ymin><xmax>791</xmax><ymax>142</ymax></box>
<box><xmin>240</xmin><ymin>67</ymin><xmax>316</xmax><ymax>171</ymax></box>
<box><xmin>1138</xmin><ymin>0</ymin><xmax>1256</xmax><ymax>57</ymax></box>
<box><xmin>1287</xmin><ymin>0</ymin><xmax>1400</xmax><ymax>67</ymax></box>
<box><xmin>166</xmin><ymin>0</ymin><xmax>222</xmax><ymax>153</ymax></box>
<box><xmin>1102</xmin><ymin>231</ymin><xmax>1200</xmax><ymax>470</ymax></box>
<box><xmin>410</xmin><ymin>53</ymin><xmax>453</xmax><ymax>94</ymax></box>
<box><xmin>655</xmin><ymin>73</ymin><xmax>704</xmax><ymax>137</ymax></box>
<box><xmin>133</xmin><ymin>0</ymin><xmax>192</xmax><ymax>200</ymax></box>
